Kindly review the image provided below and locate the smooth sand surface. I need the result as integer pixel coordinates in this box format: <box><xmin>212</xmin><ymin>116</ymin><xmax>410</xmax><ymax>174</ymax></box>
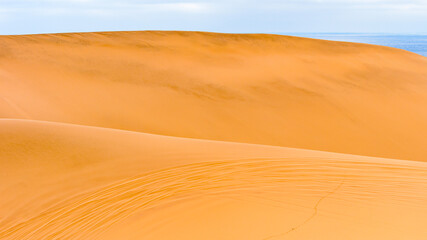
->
<box><xmin>1</xmin><ymin>31</ymin><xmax>427</xmax><ymax>239</ymax></box>
<box><xmin>1</xmin><ymin>31</ymin><xmax>427</xmax><ymax>160</ymax></box>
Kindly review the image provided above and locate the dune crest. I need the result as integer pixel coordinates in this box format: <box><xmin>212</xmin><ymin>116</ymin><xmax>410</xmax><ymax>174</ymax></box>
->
<box><xmin>1</xmin><ymin>31</ymin><xmax>427</xmax><ymax>239</ymax></box>
<box><xmin>0</xmin><ymin>31</ymin><xmax>427</xmax><ymax>160</ymax></box>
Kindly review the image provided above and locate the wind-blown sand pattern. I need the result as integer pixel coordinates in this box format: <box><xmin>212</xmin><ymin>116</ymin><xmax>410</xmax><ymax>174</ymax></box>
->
<box><xmin>1</xmin><ymin>31</ymin><xmax>427</xmax><ymax>239</ymax></box>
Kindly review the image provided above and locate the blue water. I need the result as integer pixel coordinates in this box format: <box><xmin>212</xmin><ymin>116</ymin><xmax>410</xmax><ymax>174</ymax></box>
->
<box><xmin>281</xmin><ymin>33</ymin><xmax>427</xmax><ymax>57</ymax></box>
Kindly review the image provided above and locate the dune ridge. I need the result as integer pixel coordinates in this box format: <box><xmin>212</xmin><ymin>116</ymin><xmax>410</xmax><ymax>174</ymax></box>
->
<box><xmin>1</xmin><ymin>31</ymin><xmax>427</xmax><ymax>160</ymax></box>
<box><xmin>1</xmin><ymin>31</ymin><xmax>427</xmax><ymax>239</ymax></box>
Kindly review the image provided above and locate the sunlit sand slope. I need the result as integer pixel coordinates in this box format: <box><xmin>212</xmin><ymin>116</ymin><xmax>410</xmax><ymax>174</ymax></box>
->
<box><xmin>1</xmin><ymin>119</ymin><xmax>427</xmax><ymax>240</ymax></box>
<box><xmin>1</xmin><ymin>31</ymin><xmax>427</xmax><ymax>160</ymax></box>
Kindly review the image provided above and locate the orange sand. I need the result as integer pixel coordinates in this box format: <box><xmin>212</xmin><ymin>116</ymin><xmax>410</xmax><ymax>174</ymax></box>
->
<box><xmin>0</xmin><ymin>31</ymin><xmax>427</xmax><ymax>239</ymax></box>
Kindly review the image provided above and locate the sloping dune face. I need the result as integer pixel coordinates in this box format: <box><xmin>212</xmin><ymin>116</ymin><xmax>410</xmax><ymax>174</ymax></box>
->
<box><xmin>1</xmin><ymin>32</ymin><xmax>427</xmax><ymax>240</ymax></box>
<box><xmin>0</xmin><ymin>31</ymin><xmax>427</xmax><ymax>160</ymax></box>
<box><xmin>1</xmin><ymin>120</ymin><xmax>427</xmax><ymax>239</ymax></box>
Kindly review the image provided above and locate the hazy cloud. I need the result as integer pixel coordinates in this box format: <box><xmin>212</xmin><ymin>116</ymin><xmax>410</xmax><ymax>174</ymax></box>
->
<box><xmin>0</xmin><ymin>0</ymin><xmax>425</xmax><ymax>34</ymax></box>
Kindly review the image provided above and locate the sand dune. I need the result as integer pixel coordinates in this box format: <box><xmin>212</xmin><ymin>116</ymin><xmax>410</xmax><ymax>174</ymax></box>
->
<box><xmin>1</xmin><ymin>31</ymin><xmax>427</xmax><ymax>239</ymax></box>
<box><xmin>1</xmin><ymin>119</ymin><xmax>427</xmax><ymax>239</ymax></box>
<box><xmin>1</xmin><ymin>31</ymin><xmax>427</xmax><ymax>160</ymax></box>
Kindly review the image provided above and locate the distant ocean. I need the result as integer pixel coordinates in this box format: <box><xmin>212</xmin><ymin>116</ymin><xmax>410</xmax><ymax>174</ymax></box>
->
<box><xmin>281</xmin><ymin>33</ymin><xmax>427</xmax><ymax>57</ymax></box>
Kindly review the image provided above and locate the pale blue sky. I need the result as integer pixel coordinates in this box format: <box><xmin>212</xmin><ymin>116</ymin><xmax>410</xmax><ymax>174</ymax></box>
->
<box><xmin>0</xmin><ymin>0</ymin><xmax>426</xmax><ymax>35</ymax></box>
